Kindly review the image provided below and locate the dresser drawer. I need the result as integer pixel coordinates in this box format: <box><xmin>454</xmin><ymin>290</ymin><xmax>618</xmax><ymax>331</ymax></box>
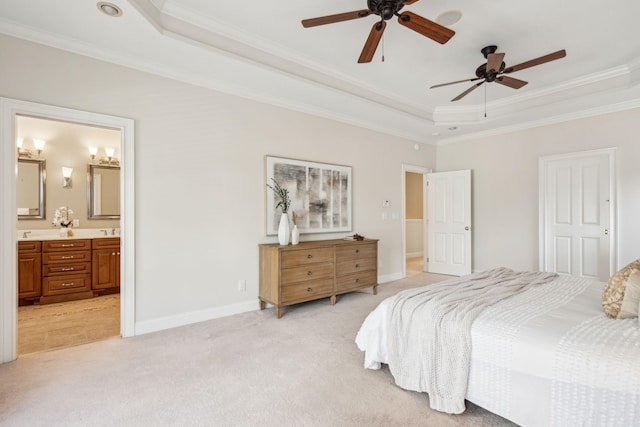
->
<box><xmin>281</xmin><ymin>247</ymin><xmax>333</xmax><ymax>268</ymax></box>
<box><xmin>42</xmin><ymin>274</ymin><xmax>91</xmax><ymax>296</ymax></box>
<box><xmin>43</xmin><ymin>262</ymin><xmax>91</xmax><ymax>276</ymax></box>
<box><xmin>42</xmin><ymin>239</ymin><xmax>91</xmax><ymax>252</ymax></box>
<box><xmin>42</xmin><ymin>251</ymin><xmax>91</xmax><ymax>264</ymax></box>
<box><xmin>281</xmin><ymin>262</ymin><xmax>334</xmax><ymax>284</ymax></box>
<box><xmin>335</xmin><ymin>243</ymin><xmax>376</xmax><ymax>260</ymax></box>
<box><xmin>336</xmin><ymin>257</ymin><xmax>376</xmax><ymax>276</ymax></box>
<box><xmin>336</xmin><ymin>270</ymin><xmax>377</xmax><ymax>293</ymax></box>
<box><xmin>281</xmin><ymin>279</ymin><xmax>333</xmax><ymax>304</ymax></box>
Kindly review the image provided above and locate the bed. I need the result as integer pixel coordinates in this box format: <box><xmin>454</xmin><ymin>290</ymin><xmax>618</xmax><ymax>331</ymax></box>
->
<box><xmin>355</xmin><ymin>268</ymin><xmax>640</xmax><ymax>427</ymax></box>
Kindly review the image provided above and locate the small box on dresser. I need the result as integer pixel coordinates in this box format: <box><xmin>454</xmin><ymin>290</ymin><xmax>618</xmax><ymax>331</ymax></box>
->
<box><xmin>259</xmin><ymin>239</ymin><xmax>378</xmax><ymax>318</ymax></box>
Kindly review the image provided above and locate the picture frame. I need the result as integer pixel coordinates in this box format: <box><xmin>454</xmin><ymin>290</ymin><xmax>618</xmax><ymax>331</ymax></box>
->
<box><xmin>266</xmin><ymin>156</ymin><xmax>352</xmax><ymax>235</ymax></box>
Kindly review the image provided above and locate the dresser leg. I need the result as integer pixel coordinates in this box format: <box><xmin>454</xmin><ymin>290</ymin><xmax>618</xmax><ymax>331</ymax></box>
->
<box><xmin>330</xmin><ymin>295</ymin><xmax>336</xmax><ymax>305</ymax></box>
<box><xmin>259</xmin><ymin>299</ymin><xmax>266</xmax><ymax>310</ymax></box>
<box><xmin>373</xmin><ymin>284</ymin><xmax>378</xmax><ymax>295</ymax></box>
<box><xmin>276</xmin><ymin>306</ymin><xmax>282</xmax><ymax>318</ymax></box>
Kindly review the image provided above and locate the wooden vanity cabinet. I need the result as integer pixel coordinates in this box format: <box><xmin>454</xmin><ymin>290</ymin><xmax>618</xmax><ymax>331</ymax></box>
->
<box><xmin>41</xmin><ymin>239</ymin><xmax>93</xmax><ymax>304</ymax></box>
<box><xmin>17</xmin><ymin>241</ymin><xmax>42</xmax><ymax>304</ymax></box>
<box><xmin>92</xmin><ymin>238</ymin><xmax>120</xmax><ymax>291</ymax></box>
<box><xmin>259</xmin><ymin>239</ymin><xmax>378</xmax><ymax>318</ymax></box>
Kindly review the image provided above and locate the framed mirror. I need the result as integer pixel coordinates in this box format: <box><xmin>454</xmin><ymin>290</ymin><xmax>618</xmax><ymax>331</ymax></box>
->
<box><xmin>17</xmin><ymin>158</ymin><xmax>46</xmax><ymax>220</ymax></box>
<box><xmin>87</xmin><ymin>164</ymin><xmax>120</xmax><ymax>219</ymax></box>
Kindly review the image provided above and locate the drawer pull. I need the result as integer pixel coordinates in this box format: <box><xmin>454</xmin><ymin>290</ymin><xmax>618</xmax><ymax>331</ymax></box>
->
<box><xmin>61</xmin><ymin>256</ymin><xmax>75</xmax><ymax>259</ymax></box>
<box><xmin>355</xmin><ymin>264</ymin><xmax>359</xmax><ymax>268</ymax></box>
<box><xmin>61</xmin><ymin>282</ymin><xmax>75</xmax><ymax>287</ymax></box>
<box><xmin>356</xmin><ymin>249</ymin><xmax>360</xmax><ymax>253</ymax></box>
<box><xmin>307</xmin><ymin>271</ymin><xmax>312</xmax><ymax>276</ymax></box>
<box><xmin>61</xmin><ymin>244</ymin><xmax>75</xmax><ymax>247</ymax></box>
<box><xmin>356</xmin><ymin>278</ymin><xmax>360</xmax><ymax>283</ymax></box>
<box><xmin>61</xmin><ymin>268</ymin><xmax>74</xmax><ymax>271</ymax></box>
<box><xmin>307</xmin><ymin>254</ymin><xmax>313</xmax><ymax>259</ymax></box>
<box><xmin>112</xmin><ymin>252</ymin><xmax>116</xmax><ymax>256</ymax></box>
<box><xmin>306</xmin><ymin>287</ymin><xmax>312</xmax><ymax>292</ymax></box>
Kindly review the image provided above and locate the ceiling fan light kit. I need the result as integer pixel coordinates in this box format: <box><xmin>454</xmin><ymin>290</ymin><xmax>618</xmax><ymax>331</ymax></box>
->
<box><xmin>301</xmin><ymin>0</ymin><xmax>455</xmax><ymax>63</ymax></box>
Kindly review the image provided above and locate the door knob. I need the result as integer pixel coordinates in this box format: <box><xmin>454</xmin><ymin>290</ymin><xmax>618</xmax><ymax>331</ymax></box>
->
<box><xmin>465</xmin><ymin>226</ymin><xmax>470</xmax><ymax>231</ymax></box>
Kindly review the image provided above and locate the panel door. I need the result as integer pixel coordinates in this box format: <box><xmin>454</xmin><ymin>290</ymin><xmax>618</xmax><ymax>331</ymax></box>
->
<box><xmin>426</xmin><ymin>170</ymin><xmax>472</xmax><ymax>276</ymax></box>
<box><xmin>543</xmin><ymin>152</ymin><xmax>612</xmax><ymax>280</ymax></box>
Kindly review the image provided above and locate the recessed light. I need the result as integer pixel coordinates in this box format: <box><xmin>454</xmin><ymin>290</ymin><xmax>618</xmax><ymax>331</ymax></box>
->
<box><xmin>97</xmin><ymin>2</ymin><xmax>122</xmax><ymax>17</ymax></box>
<box><xmin>436</xmin><ymin>10</ymin><xmax>462</xmax><ymax>26</ymax></box>
<box><xmin>431</xmin><ymin>132</ymin><xmax>440</xmax><ymax>137</ymax></box>
<box><xmin>448</xmin><ymin>126</ymin><xmax>458</xmax><ymax>131</ymax></box>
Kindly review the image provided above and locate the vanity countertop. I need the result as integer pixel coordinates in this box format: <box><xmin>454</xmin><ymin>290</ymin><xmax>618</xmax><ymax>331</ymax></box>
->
<box><xmin>17</xmin><ymin>229</ymin><xmax>120</xmax><ymax>242</ymax></box>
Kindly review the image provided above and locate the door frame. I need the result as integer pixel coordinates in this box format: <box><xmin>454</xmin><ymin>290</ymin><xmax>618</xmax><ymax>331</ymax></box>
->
<box><xmin>538</xmin><ymin>148</ymin><xmax>617</xmax><ymax>276</ymax></box>
<box><xmin>401</xmin><ymin>164</ymin><xmax>430</xmax><ymax>278</ymax></box>
<box><xmin>0</xmin><ymin>98</ymin><xmax>136</xmax><ymax>363</ymax></box>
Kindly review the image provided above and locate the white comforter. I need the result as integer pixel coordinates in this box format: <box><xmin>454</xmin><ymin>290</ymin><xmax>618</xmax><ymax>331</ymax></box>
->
<box><xmin>356</xmin><ymin>274</ymin><xmax>640</xmax><ymax>427</ymax></box>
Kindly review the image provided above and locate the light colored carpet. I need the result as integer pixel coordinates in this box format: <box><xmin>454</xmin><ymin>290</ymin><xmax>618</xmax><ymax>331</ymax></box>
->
<box><xmin>0</xmin><ymin>273</ymin><xmax>516</xmax><ymax>427</ymax></box>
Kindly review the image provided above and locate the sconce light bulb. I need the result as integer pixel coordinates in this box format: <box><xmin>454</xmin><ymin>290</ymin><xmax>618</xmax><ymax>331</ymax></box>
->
<box><xmin>16</xmin><ymin>138</ymin><xmax>23</xmax><ymax>148</ymax></box>
<box><xmin>105</xmin><ymin>147</ymin><xmax>115</xmax><ymax>157</ymax></box>
<box><xmin>62</xmin><ymin>167</ymin><xmax>73</xmax><ymax>178</ymax></box>
<box><xmin>88</xmin><ymin>146</ymin><xmax>98</xmax><ymax>159</ymax></box>
<box><xmin>33</xmin><ymin>139</ymin><xmax>46</xmax><ymax>150</ymax></box>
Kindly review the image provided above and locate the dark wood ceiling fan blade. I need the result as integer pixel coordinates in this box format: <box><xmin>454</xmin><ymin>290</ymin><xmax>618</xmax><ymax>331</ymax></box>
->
<box><xmin>430</xmin><ymin>77</ymin><xmax>483</xmax><ymax>89</ymax></box>
<box><xmin>358</xmin><ymin>21</ymin><xmax>387</xmax><ymax>63</ymax></box>
<box><xmin>451</xmin><ymin>81</ymin><xmax>484</xmax><ymax>102</ymax></box>
<box><xmin>397</xmin><ymin>11</ymin><xmax>455</xmax><ymax>44</ymax></box>
<box><xmin>495</xmin><ymin>75</ymin><xmax>528</xmax><ymax>89</ymax></box>
<box><xmin>504</xmin><ymin>49</ymin><xmax>566</xmax><ymax>73</ymax></box>
<box><xmin>486</xmin><ymin>52</ymin><xmax>505</xmax><ymax>73</ymax></box>
<box><xmin>301</xmin><ymin>9</ymin><xmax>371</xmax><ymax>28</ymax></box>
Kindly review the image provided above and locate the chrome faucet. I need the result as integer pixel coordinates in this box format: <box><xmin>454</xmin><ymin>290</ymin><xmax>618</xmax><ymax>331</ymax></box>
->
<box><xmin>111</xmin><ymin>228</ymin><xmax>116</xmax><ymax>236</ymax></box>
<box><xmin>22</xmin><ymin>231</ymin><xmax>31</xmax><ymax>238</ymax></box>
<box><xmin>100</xmin><ymin>229</ymin><xmax>108</xmax><ymax>236</ymax></box>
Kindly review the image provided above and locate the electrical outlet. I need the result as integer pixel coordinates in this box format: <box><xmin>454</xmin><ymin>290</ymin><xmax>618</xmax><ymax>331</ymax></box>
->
<box><xmin>72</xmin><ymin>219</ymin><xmax>80</xmax><ymax>227</ymax></box>
<box><xmin>237</xmin><ymin>279</ymin><xmax>246</xmax><ymax>292</ymax></box>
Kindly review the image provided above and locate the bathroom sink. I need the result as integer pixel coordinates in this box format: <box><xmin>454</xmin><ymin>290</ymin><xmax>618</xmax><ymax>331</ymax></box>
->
<box><xmin>17</xmin><ymin>228</ymin><xmax>120</xmax><ymax>241</ymax></box>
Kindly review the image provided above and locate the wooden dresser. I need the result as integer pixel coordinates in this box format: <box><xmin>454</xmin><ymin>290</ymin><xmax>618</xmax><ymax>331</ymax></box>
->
<box><xmin>259</xmin><ymin>239</ymin><xmax>378</xmax><ymax>318</ymax></box>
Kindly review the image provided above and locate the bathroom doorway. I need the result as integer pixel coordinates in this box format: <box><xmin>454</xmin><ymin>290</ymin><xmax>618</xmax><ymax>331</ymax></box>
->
<box><xmin>1</xmin><ymin>98</ymin><xmax>136</xmax><ymax>363</ymax></box>
<box><xmin>16</xmin><ymin>116</ymin><xmax>121</xmax><ymax>355</ymax></box>
<box><xmin>402</xmin><ymin>165</ymin><xmax>429</xmax><ymax>278</ymax></box>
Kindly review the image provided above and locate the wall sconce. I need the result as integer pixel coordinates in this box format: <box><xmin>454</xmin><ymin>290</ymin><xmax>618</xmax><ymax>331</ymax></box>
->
<box><xmin>62</xmin><ymin>167</ymin><xmax>73</xmax><ymax>188</ymax></box>
<box><xmin>33</xmin><ymin>139</ymin><xmax>46</xmax><ymax>157</ymax></box>
<box><xmin>88</xmin><ymin>146</ymin><xmax>119</xmax><ymax>165</ymax></box>
<box><xmin>17</xmin><ymin>138</ymin><xmax>47</xmax><ymax>158</ymax></box>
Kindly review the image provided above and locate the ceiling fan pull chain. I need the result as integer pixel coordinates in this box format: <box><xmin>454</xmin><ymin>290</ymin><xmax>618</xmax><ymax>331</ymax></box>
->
<box><xmin>382</xmin><ymin>33</ymin><xmax>385</xmax><ymax>62</ymax></box>
<box><xmin>484</xmin><ymin>83</ymin><xmax>487</xmax><ymax>118</ymax></box>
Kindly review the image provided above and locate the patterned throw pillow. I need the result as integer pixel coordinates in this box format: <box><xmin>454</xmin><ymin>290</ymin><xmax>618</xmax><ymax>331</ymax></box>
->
<box><xmin>602</xmin><ymin>259</ymin><xmax>640</xmax><ymax>318</ymax></box>
<box><xmin>618</xmin><ymin>269</ymin><xmax>640</xmax><ymax>319</ymax></box>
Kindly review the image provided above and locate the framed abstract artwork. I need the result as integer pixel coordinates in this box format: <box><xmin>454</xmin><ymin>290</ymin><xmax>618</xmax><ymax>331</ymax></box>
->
<box><xmin>266</xmin><ymin>156</ymin><xmax>352</xmax><ymax>235</ymax></box>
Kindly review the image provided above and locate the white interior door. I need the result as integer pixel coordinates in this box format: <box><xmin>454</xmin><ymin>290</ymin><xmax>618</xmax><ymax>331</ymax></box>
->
<box><xmin>541</xmin><ymin>150</ymin><xmax>614</xmax><ymax>281</ymax></box>
<box><xmin>426</xmin><ymin>170</ymin><xmax>472</xmax><ymax>276</ymax></box>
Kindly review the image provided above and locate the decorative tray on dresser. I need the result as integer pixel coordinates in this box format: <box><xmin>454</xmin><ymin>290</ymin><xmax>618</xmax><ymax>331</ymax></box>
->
<box><xmin>259</xmin><ymin>239</ymin><xmax>378</xmax><ymax>318</ymax></box>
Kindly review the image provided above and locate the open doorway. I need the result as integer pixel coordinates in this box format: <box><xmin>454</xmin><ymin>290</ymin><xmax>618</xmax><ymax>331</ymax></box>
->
<box><xmin>402</xmin><ymin>165</ymin><xmax>429</xmax><ymax>278</ymax></box>
<box><xmin>16</xmin><ymin>116</ymin><xmax>121</xmax><ymax>355</ymax></box>
<box><xmin>1</xmin><ymin>98</ymin><xmax>136</xmax><ymax>364</ymax></box>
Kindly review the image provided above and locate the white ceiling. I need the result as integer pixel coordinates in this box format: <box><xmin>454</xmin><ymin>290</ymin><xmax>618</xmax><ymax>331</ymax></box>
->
<box><xmin>1</xmin><ymin>0</ymin><xmax>639</xmax><ymax>144</ymax></box>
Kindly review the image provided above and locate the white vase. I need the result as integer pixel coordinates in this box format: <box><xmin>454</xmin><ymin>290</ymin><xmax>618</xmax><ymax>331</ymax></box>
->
<box><xmin>277</xmin><ymin>213</ymin><xmax>290</xmax><ymax>245</ymax></box>
<box><xmin>59</xmin><ymin>227</ymin><xmax>69</xmax><ymax>237</ymax></box>
<box><xmin>291</xmin><ymin>224</ymin><xmax>299</xmax><ymax>245</ymax></box>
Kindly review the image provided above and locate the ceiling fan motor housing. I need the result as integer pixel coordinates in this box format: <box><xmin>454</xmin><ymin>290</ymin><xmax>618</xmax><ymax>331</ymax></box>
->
<box><xmin>368</xmin><ymin>0</ymin><xmax>405</xmax><ymax>20</ymax></box>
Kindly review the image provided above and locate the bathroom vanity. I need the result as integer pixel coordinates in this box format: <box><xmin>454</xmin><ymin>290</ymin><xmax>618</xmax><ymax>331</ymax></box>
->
<box><xmin>17</xmin><ymin>231</ymin><xmax>120</xmax><ymax>305</ymax></box>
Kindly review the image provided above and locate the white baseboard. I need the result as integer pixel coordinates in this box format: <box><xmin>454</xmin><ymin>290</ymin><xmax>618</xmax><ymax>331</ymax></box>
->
<box><xmin>378</xmin><ymin>272</ymin><xmax>403</xmax><ymax>284</ymax></box>
<box><xmin>134</xmin><ymin>299</ymin><xmax>258</xmax><ymax>336</ymax></box>
<box><xmin>406</xmin><ymin>252</ymin><xmax>423</xmax><ymax>259</ymax></box>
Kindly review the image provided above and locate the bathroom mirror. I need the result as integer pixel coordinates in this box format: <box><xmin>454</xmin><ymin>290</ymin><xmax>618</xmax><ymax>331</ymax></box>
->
<box><xmin>87</xmin><ymin>164</ymin><xmax>120</xmax><ymax>219</ymax></box>
<box><xmin>17</xmin><ymin>158</ymin><xmax>46</xmax><ymax>220</ymax></box>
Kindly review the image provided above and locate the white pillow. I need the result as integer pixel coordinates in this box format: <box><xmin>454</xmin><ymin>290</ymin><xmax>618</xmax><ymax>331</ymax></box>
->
<box><xmin>618</xmin><ymin>269</ymin><xmax>640</xmax><ymax>319</ymax></box>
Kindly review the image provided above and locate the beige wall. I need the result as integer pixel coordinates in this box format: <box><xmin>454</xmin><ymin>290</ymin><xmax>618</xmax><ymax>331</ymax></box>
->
<box><xmin>0</xmin><ymin>35</ymin><xmax>436</xmax><ymax>324</ymax></box>
<box><xmin>405</xmin><ymin>172</ymin><xmax>423</xmax><ymax>220</ymax></box>
<box><xmin>436</xmin><ymin>108</ymin><xmax>640</xmax><ymax>272</ymax></box>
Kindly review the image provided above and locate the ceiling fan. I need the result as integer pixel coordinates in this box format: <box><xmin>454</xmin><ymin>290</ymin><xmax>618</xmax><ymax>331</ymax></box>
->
<box><xmin>430</xmin><ymin>45</ymin><xmax>567</xmax><ymax>101</ymax></box>
<box><xmin>301</xmin><ymin>0</ymin><xmax>455</xmax><ymax>63</ymax></box>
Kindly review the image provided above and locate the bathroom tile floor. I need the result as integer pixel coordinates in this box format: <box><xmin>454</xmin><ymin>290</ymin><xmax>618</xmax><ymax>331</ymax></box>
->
<box><xmin>18</xmin><ymin>294</ymin><xmax>120</xmax><ymax>356</ymax></box>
